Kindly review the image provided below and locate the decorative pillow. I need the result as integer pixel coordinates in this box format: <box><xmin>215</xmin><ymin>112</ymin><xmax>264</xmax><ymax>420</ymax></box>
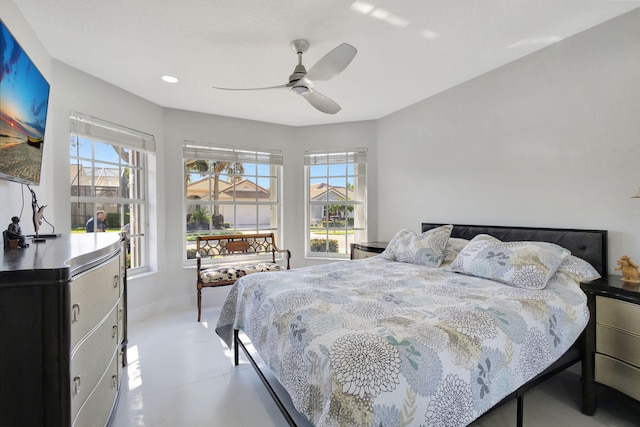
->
<box><xmin>200</xmin><ymin>263</ymin><xmax>286</xmax><ymax>284</ymax></box>
<box><xmin>380</xmin><ymin>225</ymin><xmax>453</xmax><ymax>267</ymax></box>
<box><xmin>380</xmin><ymin>229</ymin><xmax>412</xmax><ymax>260</ymax></box>
<box><xmin>449</xmin><ymin>234</ymin><xmax>571</xmax><ymax>289</ymax></box>
<box><xmin>440</xmin><ymin>237</ymin><xmax>470</xmax><ymax>268</ymax></box>
<box><xmin>557</xmin><ymin>255</ymin><xmax>601</xmax><ymax>282</ymax></box>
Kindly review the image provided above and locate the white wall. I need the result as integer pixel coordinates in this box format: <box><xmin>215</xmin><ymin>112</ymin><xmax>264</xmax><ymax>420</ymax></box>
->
<box><xmin>3</xmin><ymin>1</ymin><xmax>638</xmax><ymax>321</ymax></box>
<box><xmin>376</xmin><ymin>9</ymin><xmax>640</xmax><ymax>275</ymax></box>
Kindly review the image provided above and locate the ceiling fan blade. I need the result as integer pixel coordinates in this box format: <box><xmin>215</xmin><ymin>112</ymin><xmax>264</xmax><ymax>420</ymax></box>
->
<box><xmin>303</xmin><ymin>90</ymin><xmax>341</xmax><ymax>114</ymax></box>
<box><xmin>303</xmin><ymin>43</ymin><xmax>357</xmax><ymax>83</ymax></box>
<box><xmin>212</xmin><ymin>84</ymin><xmax>288</xmax><ymax>91</ymax></box>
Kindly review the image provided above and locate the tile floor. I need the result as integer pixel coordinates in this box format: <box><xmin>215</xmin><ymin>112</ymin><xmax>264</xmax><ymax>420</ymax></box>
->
<box><xmin>112</xmin><ymin>307</ymin><xmax>640</xmax><ymax>427</ymax></box>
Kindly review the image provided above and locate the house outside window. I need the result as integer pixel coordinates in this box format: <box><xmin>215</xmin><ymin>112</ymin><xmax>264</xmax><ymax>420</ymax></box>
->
<box><xmin>183</xmin><ymin>142</ymin><xmax>283</xmax><ymax>262</ymax></box>
<box><xmin>69</xmin><ymin>112</ymin><xmax>154</xmax><ymax>273</ymax></box>
<box><xmin>305</xmin><ymin>148</ymin><xmax>367</xmax><ymax>258</ymax></box>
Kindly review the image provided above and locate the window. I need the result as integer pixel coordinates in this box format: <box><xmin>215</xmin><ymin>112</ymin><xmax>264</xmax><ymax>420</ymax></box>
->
<box><xmin>183</xmin><ymin>142</ymin><xmax>283</xmax><ymax>262</ymax></box>
<box><xmin>70</xmin><ymin>112</ymin><xmax>154</xmax><ymax>273</ymax></box>
<box><xmin>305</xmin><ymin>148</ymin><xmax>367</xmax><ymax>258</ymax></box>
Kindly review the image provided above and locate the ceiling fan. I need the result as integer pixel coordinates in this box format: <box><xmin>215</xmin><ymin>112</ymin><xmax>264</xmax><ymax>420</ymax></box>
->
<box><xmin>212</xmin><ymin>39</ymin><xmax>357</xmax><ymax>114</ymax></box>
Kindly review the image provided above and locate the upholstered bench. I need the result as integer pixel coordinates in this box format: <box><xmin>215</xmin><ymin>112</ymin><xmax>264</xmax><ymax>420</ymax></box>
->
<box><xmin>196</xmin><ymin>232</ymin><xmax>290</xmax><ymax>321</ymax></box>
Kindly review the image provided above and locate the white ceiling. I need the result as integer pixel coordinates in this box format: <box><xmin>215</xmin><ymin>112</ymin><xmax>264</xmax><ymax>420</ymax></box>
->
<box><xmin>12</xmin><ymin>0</ymin><xmax>640</xmax><ymax>127</ymax></box>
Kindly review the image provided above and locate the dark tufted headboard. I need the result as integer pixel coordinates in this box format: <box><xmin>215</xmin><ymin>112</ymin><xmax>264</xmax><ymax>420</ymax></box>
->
<box><xmin>422</xmin><ymin>223</ymin><xmax>608</xmax><ymax>277</ymax></box>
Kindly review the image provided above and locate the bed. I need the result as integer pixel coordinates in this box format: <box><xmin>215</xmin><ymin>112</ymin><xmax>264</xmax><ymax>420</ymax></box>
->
<box><xmin>215</xmin><ymin>223</ymin><xmax>607</xmax><ymax>427</ymax></box>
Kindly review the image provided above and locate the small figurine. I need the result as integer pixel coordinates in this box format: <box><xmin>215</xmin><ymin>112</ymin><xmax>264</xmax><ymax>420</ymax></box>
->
<box><xmin>615</xmin><ymin>255</ymin><xmax>640</xmax><ymax>283</ymax></box>
<box><xmin>6</xmin><ymin>216</ymin><xmax>28</xmax><ymax>248</ymax></box>
<box><xmin>29</xmin><ymin>185</ymin><xmax>46</xmax><ymax>235</ymax></box>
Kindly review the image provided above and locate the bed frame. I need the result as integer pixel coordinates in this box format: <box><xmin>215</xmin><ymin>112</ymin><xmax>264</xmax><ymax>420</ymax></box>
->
<box><xmin>233</xmin><ymin>223</ymin><xmax>608</xmax><ymax>427</ymax></box>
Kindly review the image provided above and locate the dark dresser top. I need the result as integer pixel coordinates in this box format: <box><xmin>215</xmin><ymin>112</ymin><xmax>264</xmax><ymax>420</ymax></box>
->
<box><xmin>581</xmin><ymin>274</ymin><xmax>640</xmax><ymax>304</ymax></box>
<box><xmin>352</xmin><ymin>242</ymin><xmax>388</xmax><ymax>251</ymax></box>
<box><xmin>1</xmin><ymin>233</ymin><xmax>122</xmax><ymax>286</ymax></box>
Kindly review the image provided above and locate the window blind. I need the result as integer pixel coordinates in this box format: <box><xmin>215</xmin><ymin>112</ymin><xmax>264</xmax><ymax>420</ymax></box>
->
<box><xmin>70</xmin><ymin>112</ymin><xmax>156</xmax><ymax>153</ymax></box>
<box><xmin>182</xmin><ymin>141</ymin><xmax>283</xmax><ymax>165</ymax></box>
<box><xmin>304</xmin><ymin>148</ymin><xmax>367</xmax><ymax>165</ymax></box>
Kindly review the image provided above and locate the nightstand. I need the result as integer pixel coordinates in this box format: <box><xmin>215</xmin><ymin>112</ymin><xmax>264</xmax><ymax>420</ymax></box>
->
<box><xmin>581</xmin><ymin>275</ymin><xmax>640</xmax><ymax>415</ymax></box>
<box><xmin>350</xmin><ymin>242</ymin><xmax>387</xmax><ymax>260</ymax></box>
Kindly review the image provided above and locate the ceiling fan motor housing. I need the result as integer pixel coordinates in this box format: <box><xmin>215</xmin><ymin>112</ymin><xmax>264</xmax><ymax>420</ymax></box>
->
<box><xmin>289</xmin><ymin>64</ymin><xmax>307</xmax><ymax>85</ymax></box>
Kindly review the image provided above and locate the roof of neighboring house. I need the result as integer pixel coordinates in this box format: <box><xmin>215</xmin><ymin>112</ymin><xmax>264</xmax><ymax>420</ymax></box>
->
<box><xmin>186</xmin><ymin>178</ymin><xmax>271</xmax><ymax>200</ymax></box>
<box><xmin>70</xmin><ymin>164</ymin><xmax>121</xmax><ymax>187</ymax></box>
<box><xmin>309</xmin><ymin>182</ymin><xmax>349</xmax><ymax>201</ymax></box>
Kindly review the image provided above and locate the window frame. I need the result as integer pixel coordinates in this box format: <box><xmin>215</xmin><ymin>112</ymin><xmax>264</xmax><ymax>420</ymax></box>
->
<box><xmin>69</xmin><ymin>112</ymin><xmax>154</xmax><ymax>275</ymax></box>
<box><xmin>304</xmin><ymin>148</ymin><xmax>367</xmax><ymax>259</ymax></box>
<box><xmin>182</xmin><ymin>141</ymin><xmax>284</xmax><ymax>265</ymax></box>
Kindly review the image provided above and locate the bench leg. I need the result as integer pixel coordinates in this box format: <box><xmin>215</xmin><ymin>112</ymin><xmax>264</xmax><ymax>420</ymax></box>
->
<box><xmin>197</xmin><ymin>283</ymin><xmax>202</xmax><ymax>322</ymax></box>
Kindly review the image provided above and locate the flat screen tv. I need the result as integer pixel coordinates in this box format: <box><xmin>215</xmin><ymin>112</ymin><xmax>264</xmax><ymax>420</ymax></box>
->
<box><xmin>0</xmin><ymin>18</ymin><xmax>50</xmax><ymax>185</ymax></box>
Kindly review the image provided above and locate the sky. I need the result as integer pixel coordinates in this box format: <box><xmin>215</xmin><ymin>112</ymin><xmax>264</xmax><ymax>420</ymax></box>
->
<box><xmin>0</xmin><ymin>20</ymin><xmax>50</xmax><ymax>141</ymax></box>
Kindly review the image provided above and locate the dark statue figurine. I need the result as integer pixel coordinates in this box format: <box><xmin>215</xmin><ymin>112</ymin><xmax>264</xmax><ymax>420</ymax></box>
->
<box><xmin>6</xmin><ymin>216</ymin><xmax>28</xmax><ymax>248</ymax></box>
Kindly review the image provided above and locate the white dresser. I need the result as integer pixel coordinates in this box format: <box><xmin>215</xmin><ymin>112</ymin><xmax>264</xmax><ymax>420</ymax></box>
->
<box><xmin>0</xmin><ymin>233</ymin><xmax>126</xmax><ymax>427</ymax></box>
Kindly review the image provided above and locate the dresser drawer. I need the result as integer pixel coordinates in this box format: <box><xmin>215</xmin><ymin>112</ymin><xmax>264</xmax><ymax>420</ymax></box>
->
<box><xmin>596</xmin><ymin>324</ymin><xmax>640</xmax><ymax>367</ymax></box>
<box><xmin>596</xmin><ymin>296</ymin><xmax>640</xmax><ymax>335</ymax></box>
<box><xmin>70</xmin><ymin>254</ymin><xmax>121</xmax><ymax>350</ymax></box>
<box><xmin>595</xmin><ymin>353</ymin><xmax>640</xmax><ymax>401</ymax></box>
<box><xmin>70</xmin><ymin>305</ymin><xmax>120</xmax><ymax>420</ymax></box>
<box><xmin>72</xmin><ymin>351</ymin><xmax>119</xmax><ymax>427</ymax></box>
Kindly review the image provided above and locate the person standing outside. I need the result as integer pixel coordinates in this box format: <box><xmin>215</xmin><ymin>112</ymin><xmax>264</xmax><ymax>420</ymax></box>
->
<box><xmin>86</xmin><ymin>210</ymin><xmax>107</xmax><ymax>232</ymax></box>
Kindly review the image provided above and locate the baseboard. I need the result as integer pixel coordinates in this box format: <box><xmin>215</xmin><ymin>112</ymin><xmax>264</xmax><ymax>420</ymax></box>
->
<box><xmin>127</xmin><ymin>286</ymin><xmax>233</xmax><ymax>325</ymax></box>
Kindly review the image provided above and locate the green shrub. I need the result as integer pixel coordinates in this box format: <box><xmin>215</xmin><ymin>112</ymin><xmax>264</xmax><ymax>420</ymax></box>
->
<box><xmin>104</xmin><ymin>212</ymin><xmax>130</xmax><ymax>229</ymax></box>
<box><xmin>187</xmin><ymin>208</ymin><xmax>210</xmax><ymax>230</ymax></box>
<box><xmin>310</xmin><ymin>239</ymin><xmax>339</xmax><ymax>253</ymax></box>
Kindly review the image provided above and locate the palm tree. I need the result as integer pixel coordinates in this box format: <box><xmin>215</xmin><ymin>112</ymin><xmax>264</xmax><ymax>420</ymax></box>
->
<box><xmin>185</xmin><ymin>160</ymin><xmax>244</xmax><ymax>229</ymax></box>
<box><xmin>211</xmin><ymin>161</ymin><xmax>244</xmax><ymax>228</ymax></box>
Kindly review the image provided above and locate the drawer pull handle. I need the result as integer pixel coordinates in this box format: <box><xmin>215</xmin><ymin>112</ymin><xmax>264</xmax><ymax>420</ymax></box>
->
<box><xmin>112</xmin><ymin>325</ymin><xmax>118</xmax><ymax>338</ymax></box>
<box><xmin>113</xmin><ymin>275</ymin><xmax>119</xmax><ymax>288</ymax></box>
<box><xmin>71</xmin><ymin>304</ymin><xmax>81</xmax><ymax>323</ymax></box>
<box><xmin>72</xmin><ymin>376</ymin><xmax>81</xmax><ymax>395</ymax></box>
<box><xmin>112</xmin><ymin>375</ymin><xmax>118</xmax><ymax>389</ymax></box>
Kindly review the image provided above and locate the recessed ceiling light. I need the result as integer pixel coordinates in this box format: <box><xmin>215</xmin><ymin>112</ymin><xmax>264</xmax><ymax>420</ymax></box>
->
<box><xmin>162</xmin><ymin>75</ymin><xmax>179</xmax><ymax>83</ymax></box>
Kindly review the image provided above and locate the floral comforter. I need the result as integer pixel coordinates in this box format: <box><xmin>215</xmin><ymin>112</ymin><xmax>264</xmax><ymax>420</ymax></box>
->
<box><xmin>215</xmin><ymin>257</ymin><xmax>589</xmax><ymax>427</ymax></box>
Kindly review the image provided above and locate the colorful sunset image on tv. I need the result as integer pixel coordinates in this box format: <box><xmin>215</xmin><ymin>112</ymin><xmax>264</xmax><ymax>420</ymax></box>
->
<box><xmin>0</xmin><ymin>20</ymin><xmax>50</xmax><ymax>185</ymax></box>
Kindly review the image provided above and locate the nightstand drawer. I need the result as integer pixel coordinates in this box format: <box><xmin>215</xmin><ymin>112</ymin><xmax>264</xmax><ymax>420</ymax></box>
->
<box><xmin>595</xmin><ymin>353</ymin><xmax>640</xmax><ymax>401</ymax></box>
<box><xmin>352</xmin><ymin>247</ymin><xmax>379</xmax><ymax>260</ymax></box>
<box><xmin>350</xmin><ymin>242</ymin><xmax>387</xmax><ymax>260</ymax></box>
<box><xmin>596</xmin><ymin>296</ymin><xmax>640</xmax><ymax>335</ymax></box>
<box><xmin>596</xmin><ymin>324</ymin><xmax>640</xmax><ymax>367</ymax></box>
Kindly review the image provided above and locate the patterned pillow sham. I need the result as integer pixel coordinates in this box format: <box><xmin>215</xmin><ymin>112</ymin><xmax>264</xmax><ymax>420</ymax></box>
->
<box><xmin>449</xmin><ymin>234</ymin><xmax>571</xmax><ymax>289</ymax></box>
<box><xmin>557</xmin><ymin>255</ymin><xmax>601</xmax><ymax>282</ymax></box>
<box><xmin>380</xmin><ymin>225</ymin><xmax>453</xmax><ymax>267</ymax></box>
<box><xmin>440</xmin><ymin>237</ymin><xmax>470</xmax><ymax>268</ymax></box>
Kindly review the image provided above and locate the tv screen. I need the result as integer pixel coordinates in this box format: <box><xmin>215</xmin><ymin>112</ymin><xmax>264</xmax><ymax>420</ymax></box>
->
<box><xmin>0</xmin><ymin>19</ymin><xmax>50</xmax><ymax>185</ymax></box>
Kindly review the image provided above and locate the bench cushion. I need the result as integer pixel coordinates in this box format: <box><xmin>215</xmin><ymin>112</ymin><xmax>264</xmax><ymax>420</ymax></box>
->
<box><xmin>200</xmin><ymin>263</ymin><xmax>286</xmax><ymax>284</ymax></box>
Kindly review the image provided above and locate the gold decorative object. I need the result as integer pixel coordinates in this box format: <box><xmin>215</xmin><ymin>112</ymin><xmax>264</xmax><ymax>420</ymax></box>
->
<box><xmin>615</xmin><ymin>255</ymin><xmax>640</xmax><ymax>283</ymax></box>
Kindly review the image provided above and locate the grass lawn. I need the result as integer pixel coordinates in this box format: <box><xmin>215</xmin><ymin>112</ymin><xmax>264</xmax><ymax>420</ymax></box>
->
<box><xmin>310</xmin><ymin>227</ymin><xmax>354</xmax><ymax>236</ymax></box>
